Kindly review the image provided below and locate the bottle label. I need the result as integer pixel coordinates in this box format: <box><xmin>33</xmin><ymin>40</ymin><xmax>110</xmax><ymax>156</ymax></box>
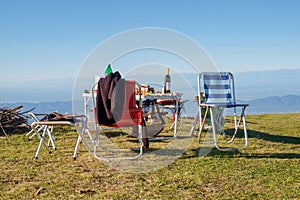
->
<box><xmin>165</xmin><ymin>82</ymin><xmax>170</xmax><ymax>90</ymax></box>
<box><xmin>165</xmin><ymin>82</ymin><xmax>170</xmax><ymax>93</ymax></box>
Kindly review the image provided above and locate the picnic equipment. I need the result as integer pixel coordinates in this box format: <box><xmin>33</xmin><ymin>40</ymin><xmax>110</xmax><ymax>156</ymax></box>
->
<box><xmin>191</xmin><ymin>72</ymin><xmax>249</xmax><ymax>151</ymax></box>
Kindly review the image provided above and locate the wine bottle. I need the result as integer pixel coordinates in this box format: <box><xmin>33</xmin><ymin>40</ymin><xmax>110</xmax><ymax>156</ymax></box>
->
<box><xmin>164</xmin><ymin>67</ymin><xmax>171</xmax><ymax>93</ymax></box>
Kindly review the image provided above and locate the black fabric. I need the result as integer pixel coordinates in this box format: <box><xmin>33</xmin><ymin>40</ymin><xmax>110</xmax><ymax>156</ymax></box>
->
<box><xmin>96</xmin><ymin>71</ymin><xmax>125</xmax><ymax>125</ymax></box>
<box><xmin>41</xmin><ymin>112</ymin><xmax>75</xmax><ymax>123</ymax></box>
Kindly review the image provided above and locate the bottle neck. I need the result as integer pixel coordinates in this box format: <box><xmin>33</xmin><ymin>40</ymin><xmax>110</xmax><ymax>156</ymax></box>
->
<box><xmin>166</xmin><ymin>67</ymin><xmax>169</xmax><ymax>75</ymax></box>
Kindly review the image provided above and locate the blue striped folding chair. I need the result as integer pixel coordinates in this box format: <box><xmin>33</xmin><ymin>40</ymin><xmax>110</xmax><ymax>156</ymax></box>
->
<box><xmin>197</xmin><ymin>72</ymin><xmax>249</xmax><ymax>151</ymax></box>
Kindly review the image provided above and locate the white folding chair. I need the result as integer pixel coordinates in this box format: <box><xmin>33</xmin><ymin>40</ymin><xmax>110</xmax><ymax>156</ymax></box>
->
<box><xmin>192</xmin><ymin>72</ymin><xmax>249</xmax><ymax>151</ymax></box>
<box><xmin>30</xmin><ymin>112</ymin><xmax>87</xmax><ymax>159</ymax></box>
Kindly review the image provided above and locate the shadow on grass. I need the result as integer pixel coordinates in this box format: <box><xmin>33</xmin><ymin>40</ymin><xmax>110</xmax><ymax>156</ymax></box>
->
<box><xmin>184</xmin><ymin>127</ymin><xmax>300</xmax><ymax>160</ymax></box>
<box><xmin>248</xmin><ymin>129</ymin><xmax>300</xmax><ymax>144</ymax></box>
<box><xmin>228</xmin><ymin>128</ymin><xmax>300</xmax><ymax>145</ymax></box>
<box><xmin>241</xmin><ymin>153</ymin><xmax>300</xmax><ymax>159</ymax></box>
<box><xmin>105</xmin><ymin>131</ymin><xmax>128</xmax><ymax>137</ymax></box>
<box><xmin>88</xmin><ymin>128</ymin><xmax>300</xmax><ymax>160</ymax></box>
<box><xmin>186</xmin><ymin>147</ymin><xmax>300</xmax><ymax>160</ymax></box>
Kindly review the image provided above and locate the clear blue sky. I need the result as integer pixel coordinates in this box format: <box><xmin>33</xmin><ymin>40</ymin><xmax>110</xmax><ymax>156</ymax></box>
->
<box><xmin>1</xmin><ymin>0</ymin><xmax>299</xmax><ymax>82</ymax></box>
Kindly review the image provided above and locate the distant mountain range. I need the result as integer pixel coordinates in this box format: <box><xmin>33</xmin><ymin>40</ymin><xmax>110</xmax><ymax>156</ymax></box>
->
<box><xmin>1</xmin><ymin>95</ymin><xmax>300</xmax><ymax>117</ymax></box>
<box><xmin>240</xmin><ymin>95</ymin><xmax>300</xmax><ymax>114</ymax></box>
<box><xmin>1</xmin><ymin>69</ymin><xmax>299</xmax><ymax>103</ymax></box>
<box><xmin>1</xmin><ymin>69</ymin><xmax>299</xmax><ymax>117</ymax></box>
<box><xmin>234</xmin><ymin>69</ymin><xmax>300</xmax><ymax>100</ymax></box>
<box><xmin>0</xmin><ymin>101</ymin><xmax>73</xmax><ymax>115</ymax></box>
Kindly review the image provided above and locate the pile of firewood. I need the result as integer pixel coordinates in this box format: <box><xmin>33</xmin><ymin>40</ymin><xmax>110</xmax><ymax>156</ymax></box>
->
<box><xmin>0</xmin><ymin>106</ymin><xmax>32</xmax><ymax>136</ymax></box>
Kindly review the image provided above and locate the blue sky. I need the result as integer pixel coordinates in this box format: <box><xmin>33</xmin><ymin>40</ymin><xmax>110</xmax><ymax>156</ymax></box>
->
<box><xmin>0</xmin><ymin>0</ymin><xmax>300</xmax><ymax>103</ymax></box>
<box><xmin>1</xmin><ymin>0</ymin><xmax>300</xmax><ymax>82</ymax></box>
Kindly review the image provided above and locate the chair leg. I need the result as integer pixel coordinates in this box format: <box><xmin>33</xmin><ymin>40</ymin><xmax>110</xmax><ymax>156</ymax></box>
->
<box><xmin>227</xmin><ymin>106</ymin><xmax>247</xmax><ymax>145</ymax></box>
<box><xmin>46</xmin><ymin>126</ymin><xmax>56</xmax><ymax>150</ymax></box>
<box><xmin>189</xmin><ymin>111</ymin><xmax>199</xmax><ymax>136</ymax></box>
<box><xmin>28</xmin><ymin>125</ymin><xmax>43</xmax><ymax>140</ymax></box>
<box><xmin>93</xmin><ymin>124</ymin><xmax>144</xmax><ymax>162</ymax></box>
<box><xmin>26</xmin><ymin>130</ymin><xmax>35</xmax><ymax>140</ymax></box>
<box><xmin>35</xmin><ymin>126</ymin><xmax>51</xmax><ymax>159</ymax></box>
<box><xmin>26</xmin><ymin>129</ymin><xmax>34</xmax><ymax>137</ymax></box>
<box><xmin>141</xmin><ymin>119</ymin><xmax>149</xmax><ymax>149</ymax></box>
<box><xmin>27</xmin><ymin>125</ymin><xmax>43</xmax><ymax>138</ymax></box>
<box><xmin>227</xmin><ymin>114</ymin><xmax>242</xmax><ymax>144</ymax></box>
<box><xmin>181</xmin><ymin>102</ymin><xmax>188</xmax><ymax>121</ymax></box>
<box><xmin>198</xmin><ymin>106</ymin><xmax>209</xmax><ymax>143</ymax></box>
<box><xmin>227</xmin><ymin>112</ymin><xmax>248</xmax><ymax>151</ymax></box>
<box><xmin>210</xmin><ymin>108</ymin><xmax>239</xmax><ymax>151</ymax></box>
<box><xmin>73</xmin><ymin>135</ymin><xmax>82</xmax><ymax>160</ymax></box>
<box><xmin>241</xmin><ymin>114</ymin><xmax>248</xmax><ymax>150</ymax></box>
<box><xmin>28</xmin><ymin>132</ymin><xmax>36</xmax><ymax>140</ymax></box>
<box><xmin>210</xmin><ymin>106</ymin><xmax>248</xmax><ymax>151</ymax></box>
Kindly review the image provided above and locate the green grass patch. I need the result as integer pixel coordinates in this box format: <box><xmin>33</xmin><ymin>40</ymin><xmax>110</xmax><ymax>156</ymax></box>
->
<box><xmin>0</xmin><ymin>113</ymin><xmax>299</xmax><ymax>199</ymax></box>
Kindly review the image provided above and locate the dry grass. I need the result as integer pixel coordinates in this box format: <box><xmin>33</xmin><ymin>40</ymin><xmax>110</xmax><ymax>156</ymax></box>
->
<box><xmin>0</xmin><ymin>113</ymin><xmax>299</xmax><ymax>199</ymax></box>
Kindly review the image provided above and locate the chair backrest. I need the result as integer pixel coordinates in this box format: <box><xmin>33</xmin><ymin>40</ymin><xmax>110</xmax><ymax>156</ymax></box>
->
<box><xmin>93</xmin><ymin>79</ymin><xmax>142</xmax><ymax>128</ymax></box>
<box><xmin>198</xmin><ymin>72</ymin><xmax>236</xmax><ymax>104</ymax></box>
<box><xmin>113</xmin><ymin>80</ymin><xmax>142</xmax><ymax>127</ymax></box>
<box><xmin>123</xmin><ymin>80</ymin><xmax>137</xmax><ymax>110</ymax></box>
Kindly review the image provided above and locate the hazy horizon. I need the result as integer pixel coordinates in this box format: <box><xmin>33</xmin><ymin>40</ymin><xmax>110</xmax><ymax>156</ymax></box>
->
<box><xmin>1</xmin><ymin>68</ymin><xmax>299</xmax><ymax>103</ymax></box>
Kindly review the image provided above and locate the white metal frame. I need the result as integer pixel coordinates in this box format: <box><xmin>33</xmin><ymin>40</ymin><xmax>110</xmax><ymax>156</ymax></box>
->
<box><xmin>30</xmin><ymin>112</ymin><xmax>87</xmax><ymax>159</ymax></box>
<box><xmin>142</xmin><ymin>93</ymin><xmax>181</xmax><ymax>140</ymax></box>
<box><xmin>193</xmin><ymin>72</ymin><xmax>249</xmax><ymax>151</ymax></box>
<box><xmin>90</xmin><ymin>81</ymin><xmax>145</xmax><ymax>161</ymax></box>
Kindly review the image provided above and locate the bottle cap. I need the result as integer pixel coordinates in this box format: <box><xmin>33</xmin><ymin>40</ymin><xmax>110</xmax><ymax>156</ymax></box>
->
<box><xmin>166</xmin><ymin>67</ymin><xmax>169</xmax><ymax>74</ymax></box>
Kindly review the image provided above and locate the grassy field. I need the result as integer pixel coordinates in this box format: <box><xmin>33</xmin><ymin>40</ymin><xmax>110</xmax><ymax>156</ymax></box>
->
<box><xmin>0</xmin><ymin>113</ymin><xmax>299</xmax><ymax>199</ymax></box>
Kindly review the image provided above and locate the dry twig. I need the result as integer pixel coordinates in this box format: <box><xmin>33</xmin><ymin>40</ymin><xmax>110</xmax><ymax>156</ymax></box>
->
<box><xmin>0</xmin><ymin>106</ymin><xmax>31</xmax><ymax>136</ymax></box>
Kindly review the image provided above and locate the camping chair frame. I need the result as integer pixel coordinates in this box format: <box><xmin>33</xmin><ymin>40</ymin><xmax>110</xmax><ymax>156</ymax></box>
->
<box><xmin>90</xmin><ymin>80</ymin><xmax>146</xmax><ymax>161</ymax></box>
<box><xmin>30</xmin><ymin>112</ymin><xmax>87</xmax><ymax>159</ymax></box>
<box><xmin>196</xmin><ymin>72</ymin><xmax>248</xmax><ymax>151</ymax></box>
<box><xmin>163</xmin><ymin>99</ymin><xmax>188</xmax><ymax>129</ymax></box>
<box><xmin>27</xmin><ymin>113</ymin><xmax>54</xmax><ymax>145</ymax></box>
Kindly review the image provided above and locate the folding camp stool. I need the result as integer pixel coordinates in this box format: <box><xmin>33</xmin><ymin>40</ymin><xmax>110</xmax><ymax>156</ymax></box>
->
<box><xmin>28</xmin><ymin>113</ymin><xmax>56</xmax><ymax>149</ymax></box>
<box><xmin>30</xmin><ymin>113</ymin><xmax>87</xmax><ymax>159</ymax></box>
